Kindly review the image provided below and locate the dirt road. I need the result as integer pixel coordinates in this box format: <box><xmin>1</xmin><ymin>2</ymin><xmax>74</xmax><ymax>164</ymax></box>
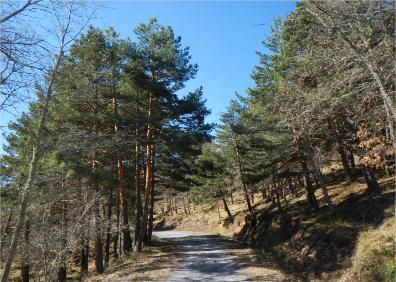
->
<box><xmin>154</xmin><ymin>230</ymin><xmax>288</xmax><ymax>282</ymax></box>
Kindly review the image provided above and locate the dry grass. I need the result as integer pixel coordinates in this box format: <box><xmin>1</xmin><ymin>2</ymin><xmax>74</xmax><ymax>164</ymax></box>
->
<box><xmin>83</xmin><ymin>238</ymin><xmax>176</xmax><ymax>282</ymax></box>
<box><xmin>339</xmin><ymin>217</ymin><xmax>395</xmax><ymax>282</ymax></box>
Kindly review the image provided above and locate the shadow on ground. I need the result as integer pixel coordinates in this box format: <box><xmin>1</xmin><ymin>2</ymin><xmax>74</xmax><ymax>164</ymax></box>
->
<box><xmin>152</xmin><ymin>231</ymin><xmax>288</xmax><ymax>281</ymax></box>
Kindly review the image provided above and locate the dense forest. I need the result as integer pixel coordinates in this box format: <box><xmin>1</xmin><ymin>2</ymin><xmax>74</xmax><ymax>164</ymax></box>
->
<box><xmin>0</xmin><ymin>0</ymin><xmax>395</xmax><ymax>281</ymax></box>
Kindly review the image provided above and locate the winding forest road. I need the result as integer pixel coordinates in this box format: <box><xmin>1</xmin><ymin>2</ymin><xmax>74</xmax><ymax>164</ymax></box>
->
<box><xmin>153</xmin><ymin>231</ymin><xmax>288</xmax><ymax>282</ymax></box>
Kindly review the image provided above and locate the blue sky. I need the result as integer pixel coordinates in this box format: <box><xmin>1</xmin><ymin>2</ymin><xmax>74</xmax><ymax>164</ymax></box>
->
<box><xmin>0</xmin><ymin>1</ymin><xmax>296</xmax><ymax>154</ymax></box>
<box><xmin>93</xmin><ymin>1</ymin><xmax>296</xmax><ymax>124</ymax></box>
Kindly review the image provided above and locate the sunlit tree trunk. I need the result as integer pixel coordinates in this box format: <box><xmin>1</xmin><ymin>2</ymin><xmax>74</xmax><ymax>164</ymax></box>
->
<box><xmin>146</xmin><ymin>149</ymin><xmax>156</xmax><ymax>244</ymax></box>
<box><xmin>219</xmin><ymin>187</ymin><xmax>232</xmax><ymax>218</ymax></box>
<box><xmin>137</xmin><ymin>94</ymin><xmax>154</xmax><ymax>252</ymax></box>
<box><xmin>92</xmin><ymin>84</ymin><xmax>104</xmax><ymax>273</ymax></box>
<box><xmin>134</xmin><ymin>132</ymin><xmax>142</xmax><ymax>246</ymax></box>
<box><xmin>112</xmin><ymin>90</ymin><xmax>132</xmax><ymax>254</ymax></box>
<box><xmin>232</xmin><ymin>131</ymin><xmax>253</xmax><ymax>213</ymax></box>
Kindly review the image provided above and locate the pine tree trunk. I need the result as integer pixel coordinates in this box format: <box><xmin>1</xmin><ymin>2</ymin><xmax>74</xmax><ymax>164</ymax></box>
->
<box><xmin>274</xmin><ymin>189</ymin><xmax>282</xmax><ymax>211</ymax></box>
<box><xmin>219</xmin><ymin>187</ymin><xmax>232</xmax><ymax>218</ymax></box>
<box><xmin>222</xmin><ymin>198</ymin><xmax>232</xmax><ymax>218</ymax></box>
<box><xmin>261</xmin><ymin>187</ymin><xmax>267</xmax><ymax>201</ymax></box>
<box><xmin>362</xmin><ymin>165</ymin><xmax>380</xmax><ymax>193</ymax></box>
<box><xmin>281</xmin><ymin>186</ymin><xmax>289</xmax><ymax>206</ymax></box>
<box><xmin>232</xmin><ymin>131</ymin><xmax>253</xmax><ymax>213</ymax></box>
<box><xmin>347</xmin><ymin>150</ymin><xmax>356</xmax><ymax>168</ymax></box>
<box><xmin>137</xmin><ymin>94</ymin><xmax>154</xmax><ymax>252</ymax></box>
<box><xmin>333</xmin><ymin>126</ymin><xmax>355</xmax><ymax>182</ymax></box>
<box><xmin>286</xmin><ymin>169</ymin><xmax>298</xmax><ymax>197</ymax></box>
<box><xmin>79</xmin><ymin>179</ymin><xmax>89</xmax><ymax>275</ymax></box>
<box><xmin>271</xmin><ymin>191</ymin><xmax>276</xmax><ymax>206</ymax></box>
<box><xmin>134</xmin><ymin>139</ymin><xmax>142</xmax><ymax>246</ymax></box>
<box><xmin>272</xmin><ymin>171</ymin><xmax>282</xmax><ymax>211</ymax></box>
<box><xmin>105</xmin><ymin>187</ymin><xmax>113</xmax><ymax>267</ymax></box>
<box><xmin>146</xmin><ymin>152</ymin><xmax>155</xmax><ymax>244</ymax></box>
<box><xmin>301</xmin><ymin>133</ymin><xmax>334</xmax><ymax>212</ymax></box>
<box><xmin>338</xmin><ymin>145</ymin><xmax>354</xmax><ymax>181</ymax></box>
<box><xmin>301</xmin><ymin>159</ymin><xmax>319</xmax><ymax>210</ymax></box>
<box><xmin>168</xmin><ymin>193</ymin><xmax>173</xmax><ymax>215</ymax></box>
<box><xmin>91</xmin><ymin>83</ymin><xmax>104</xmax><ymax>273</ymax></box>
<box><xmin>174</xmin><ymin>196</ymin><xmax>178</xmax><ymax>214</ymax></box>
<box><xmin>21</xmin><ymin>219</ymin><xmax>29</xmax><ymax>282</ymax></box>
<box><xmin>58</xmin><ymin>177</ymin><xmax>68</xmax><ymax>281</ymax></box>
<box><xmin>112</xmin><ymin>88</ymin><xmax>132</xmax><ymax>254</ymax></box>
<box><xmin>92</xmin><ymin>158</ymin><xmax>104</xmax><ymax>273</ymax></box>
<box><xmin>113</xmin><ymin>192</ymin><xmax>119</xmax><ymax>260</ymax></box>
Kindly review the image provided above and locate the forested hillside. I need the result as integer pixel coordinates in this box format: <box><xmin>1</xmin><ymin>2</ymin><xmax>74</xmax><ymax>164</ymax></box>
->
<box><xmin>0</xmin><ymin>0</ymin><xmax>395</xmax><ymax>281</ymax></box>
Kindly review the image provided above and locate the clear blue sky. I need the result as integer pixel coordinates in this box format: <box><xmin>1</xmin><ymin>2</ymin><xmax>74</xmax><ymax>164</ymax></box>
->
<box><xmin>0</xmin><ymin>1</ymin><xmax>296</xmax><ymax>154</ymax></box>
<box><xmin>93</xmin><ymin>1</ymin><xmax>296</xmax><ymax>123</ymax></box>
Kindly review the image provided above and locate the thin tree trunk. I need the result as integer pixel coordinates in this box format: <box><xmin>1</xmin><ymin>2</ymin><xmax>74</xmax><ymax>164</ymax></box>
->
<box><xmin>168</xmin><ymin>193</ymin><xmax>173</xmax><ymax>215</ymax></box>
<box><xmin>347</xmin><ymin>149</ymin><xmax>356</xmax><ymax>168</ymax></box>
<box><xmin>362</xmin><ymin>165</ymin><xmax>380</xmax><ymax>193</ymax></box>
<box><xmin>93</xmin><ymin>178</ymin><xmax>104</xmax><ymax>274</ymax></box>
<box><xmin>222</xmin><ymin>198</ymin><xmax>232</xmax><ymax>218</ymax></box>
<box><xmin>271</xmin><ymin>191</ymin><xmax>276</xmax><ymax>206</ymax></box>
<box><xmin>232</xmin><ymin>131</ymin><xmax>253</xmax><ymax>213</ymax></box>
<box><xmin>134</xmin><ymin>130</ymin><xmax>143</xmax><ymax>246</ymax></box>
<box><xmin>286</xmin><ymin>169</ymin><xmax>297</xmax><ymax>197</ymax></box>
<box><xmin>21</xmin><ymin>219</ymin><xmax>29</xmax><ymax>282</ymax></box>
<box><xmin>219</xmin><ymin>187</ymin><xmax>232</xmax><ymax>218</ymax></box>
<box><xmin>272</xmin><ymin>171</ymin><xmax>282</xmax><ymax>211</ymax></box>
<box><xmin>113</xmin><ymin>192</ymin><xmax>119</xmax><ymax>260</ymax></box>
<box><xmin>105</xmin><ymin>187</ymin><xmax>113</xmax><ymax>267</ymax></box>
<box><xmin>79</xmin><ymin>179</ymin><xmax>89</xmax><ymax>275</ymax></box>
<box><xmin>332</xmin><ymin>124</ymin><xmax>354</xmax><ymax>182</ymax></box>
<box><xmin>301</xmin><ymin>160</ymin><xmax>319</xmax><ymax>210</ymax></box>
<box><xmin>261</xmin><ymin>187</ymin><xmax>267</xmax><ymax>201</ymax></box>
<box><xmin>92</xmin><ymin>82</ymin><xmax>104</xmax><ymax>273</ymax></box>
<box><xmin>281</xmin><ymin>185</ymin><xmax>289</xmax><ymax>206</ymax></box>
<box><xmin>146</xmin><ymin>149</ymin><xmax>155</xmax><ymax>244</ymax></box>
<box><xmin>338</xmin><ymin>145</ymin><xmax>354</xmax><ymax>181</ymax></box>
<box><xmin>174</xmin><ymin>196</ymin><xmax>178</xmax><ymax>214</ymax></box>
<box><xmin>58</xmin><ymin>177</ymin><xmax>68</xmax><ymax>281</ymax></box>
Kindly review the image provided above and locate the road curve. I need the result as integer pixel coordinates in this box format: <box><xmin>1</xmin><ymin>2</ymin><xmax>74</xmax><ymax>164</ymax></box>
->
<box><xmin>153</xmin><ymin>230</ymin><xmax>275</xmax><ymax>282</ymax></box>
